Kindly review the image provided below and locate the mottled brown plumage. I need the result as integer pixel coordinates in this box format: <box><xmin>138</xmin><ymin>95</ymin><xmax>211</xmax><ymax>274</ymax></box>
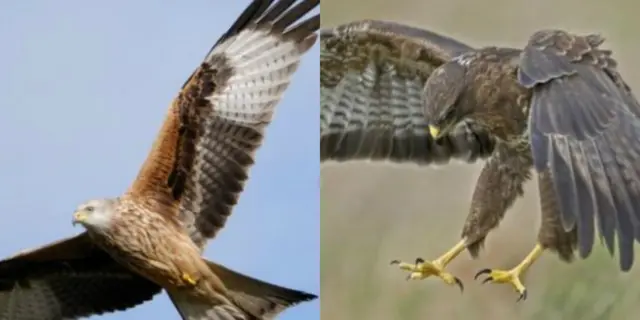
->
<box><xmin>0</xmin><ymin>1</ymin><xmax>319</xmax><ymax>319</ymax></box>
<box><xmin>321</xmin><ymin>19</ymin><xmax>640</xmax><ymax>298</ymax></box>
<box><xmin>321</xmin><ymin>20</ymin><xmax>495</xmax><ymax>165</ymax></box>
<box><xmin>424</xmin><ymin>29</ymin><xmax>640</xmax><ymax>269</ymax></box>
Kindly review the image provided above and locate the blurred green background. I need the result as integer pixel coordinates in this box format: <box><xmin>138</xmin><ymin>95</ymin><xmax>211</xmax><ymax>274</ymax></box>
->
<box><xmin>320</xmin><ymin>0</ymin><xmax>640</xmax><ymax>319</ymax></box>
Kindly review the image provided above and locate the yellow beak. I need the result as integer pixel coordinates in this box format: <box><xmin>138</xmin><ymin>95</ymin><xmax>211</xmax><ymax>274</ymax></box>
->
<box><xmin>72</xmin><ymin>211</ymin><xmax>87</xmax><ymax>225</ymax></box>
<box><xmin>429</xmin><ymin>125</ymin><xmax>441</xmax><ymax>139</ymax></box>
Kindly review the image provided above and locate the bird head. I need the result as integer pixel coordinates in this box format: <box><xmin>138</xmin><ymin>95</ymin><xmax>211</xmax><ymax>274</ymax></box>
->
<box><xmin>72</xmin><ymin>198</ymin><xmax>118</xmax><ymax>231</ymax></box>
<box><xmin>423</xmin><ymin>61</ymin><xmax>469</xmax><ymax>140</ymax></box>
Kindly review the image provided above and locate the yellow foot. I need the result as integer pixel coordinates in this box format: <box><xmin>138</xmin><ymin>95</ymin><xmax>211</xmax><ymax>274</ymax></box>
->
<box><xmin>474</xmin><ymin>268</ymin><xmax>527</xmax><ymax>301</ymax></box>
<box><xmin>390</xmin><ymin>257</ymin><xmax>463</xmax><ymax>292</ymax></box>
<box><xmin>474</xmin><ymin>244</ymin><xmax>544</xmax><ymax>302</ymax></box>
<box><xmin>182</xmin><ymin>272</ymin><xmax>198</xmax><ymax>286</ymax></box>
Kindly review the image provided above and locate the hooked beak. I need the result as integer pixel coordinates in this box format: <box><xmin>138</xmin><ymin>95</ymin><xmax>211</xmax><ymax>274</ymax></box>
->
<box><xmin>72</xmin><ymin>211</ymin><xmax>87</xmax><ymax>226</ymax></box>
<box><xmin>429</xmin><ymin>125</ymin><xmax>441</xmax><ymax>139</ymax></box>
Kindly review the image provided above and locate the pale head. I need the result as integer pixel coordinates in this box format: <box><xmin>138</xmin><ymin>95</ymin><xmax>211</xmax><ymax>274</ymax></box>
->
<box><xmin>72</xmin><ymin>198</ymin><xmax>119</xmax><ymax>231</ymax></box>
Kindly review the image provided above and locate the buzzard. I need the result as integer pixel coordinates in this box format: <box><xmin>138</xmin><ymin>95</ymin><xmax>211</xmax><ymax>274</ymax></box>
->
<box><xmin>0</xmin><ymin>0</ymin><xmax>319</xmax><ymax>319</ymax></box>
<box><xmin>321</xmin><ymin>19</ymin><xmax>640</xmax><ymax>300</ymax></box>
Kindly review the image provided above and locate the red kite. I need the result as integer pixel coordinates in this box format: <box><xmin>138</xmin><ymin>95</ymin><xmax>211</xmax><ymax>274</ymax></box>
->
<box><xmin>0</xmin><ymin>0</ymin><xmax>319</xmax><ymax>318</ymax></box>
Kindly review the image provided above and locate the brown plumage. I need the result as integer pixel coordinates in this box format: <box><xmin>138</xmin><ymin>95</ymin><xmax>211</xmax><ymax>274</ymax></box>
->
<box><xmin>321</xmin><ymin>19</ymin><xmax>640</xmax><ymax>298</ymax></box>
<box><xmin>321</xmin><ymin>20</ymin><xmax>495</xmax><ymax>164</ymax></box>
<box><xmin>0</xmin><ymin>1</ymin><xmax>319</xmax><ymax>319</ymax></box>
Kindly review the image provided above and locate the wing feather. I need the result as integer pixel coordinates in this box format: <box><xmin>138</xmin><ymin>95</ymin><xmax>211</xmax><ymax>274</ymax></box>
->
<box><xmin>320</xmin><ymin>19</ymin><xmax>495</xmax><ymax>164</ymax></box>
<box><xmin>170</xmin><ymin>292</ymin><xmax>249</xmax><ymax>320</ymax></box>
<box><xmin>126</xmin><ymin>0</ymin><xmax>319</xmax><ymax>248</ymax></box>
<box><xmin>0</xmin><ymin>233</ymin><xmax>161</xmax><ymax>319</ymax></box>
<box><xmin>522</xmin><ymin>29</ymin><xmax>640</xmax><ymax>270</ymax></box>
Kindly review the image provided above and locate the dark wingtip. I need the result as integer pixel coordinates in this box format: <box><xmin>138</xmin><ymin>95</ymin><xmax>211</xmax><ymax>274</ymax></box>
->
<box><xmin>299</xmin><ymin>291</ymin><xmax>318</xmax><ymax>302</ymax></box>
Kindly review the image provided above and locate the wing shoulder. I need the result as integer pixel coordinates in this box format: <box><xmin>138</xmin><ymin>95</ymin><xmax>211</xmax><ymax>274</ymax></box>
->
<box><xmin>517</xmin><ymin>29</ymin><xmax>618</xmax><ymax>88</ymax></box>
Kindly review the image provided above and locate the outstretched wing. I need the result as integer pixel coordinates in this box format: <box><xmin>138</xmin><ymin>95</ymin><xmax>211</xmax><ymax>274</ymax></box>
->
<box><xmin>125</xmin><ymin>0</ymin><xmax>319</xmax><ymax>249</ymax></box>
<box><xmin>520</xmin><ymin>29</ymin><xmax>640</xmax><ymax>271</ymax></box>
<box><xmin>321</xmin><ymin>19</ymin><xmax>495</xmax><ymax>164</ymax></box>
<box><xmin>0</xmin><ymin>233</ymin><xmax>161</xmax><ymax>319</ymax></box>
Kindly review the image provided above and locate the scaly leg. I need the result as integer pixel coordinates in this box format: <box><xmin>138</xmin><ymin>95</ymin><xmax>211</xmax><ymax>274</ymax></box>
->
<box><xmin>474</xmin><ymin>243</ymin><xmax>544</xmax><ymax>301</ymax></box>
<box><xmin>390</xmin><ymin>239</ymin><xmax>466</xmax><ymax>292</ymax></box>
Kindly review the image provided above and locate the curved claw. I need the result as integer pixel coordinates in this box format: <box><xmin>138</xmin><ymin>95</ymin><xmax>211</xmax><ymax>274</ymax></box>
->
<box><xmin>414</xmin><ymin>257</ymin><xmax>425</xmax><ymax>264</ymax></box>
<box><xmin>390</xmin><ymin>260</ymin><xmax>400</xmax><ymax>265</ymax></box>
<box><xmin>454</xmin><ymin>277</ymin><xmax>464</xmax><ymax>293</ymax></box>
<box><xmin>474</xmin><ymin>268</ymin><xmax>494</xmax><ymax>284</ymax></box>
<box><xmin>474</xmin><ymin>268</ymin><xmax>492</xmax><ymax>280</ymax></box>
<box><xmin>474</xmin><ymin>268</ymin><xmax>529</xmax><ymax>302</ymax></box>
<box><xmin>517</xmin><ymin>290</ymin><xmax>528</xmax><ymax>302</ymax></box>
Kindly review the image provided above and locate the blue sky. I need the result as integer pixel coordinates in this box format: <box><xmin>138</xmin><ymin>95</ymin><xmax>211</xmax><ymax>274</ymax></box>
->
<box><xmin>0</xmin><ymin>1</ymin><xmax>318</xmax><ymax>319</ymax></box>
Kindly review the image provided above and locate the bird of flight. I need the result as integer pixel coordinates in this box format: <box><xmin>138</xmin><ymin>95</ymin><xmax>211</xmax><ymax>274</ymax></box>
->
<box><xmin>321</xmin><ymin>19</ymin><xmax>640</xmax><ymax>301</ymax></box>
<box><xmin>0</xmin><ymin>0</ymin><xmax>319</xmax><ymax>319</ymax></box>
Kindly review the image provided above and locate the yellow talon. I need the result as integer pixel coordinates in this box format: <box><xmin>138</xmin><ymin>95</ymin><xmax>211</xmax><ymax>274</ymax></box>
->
<box><xmin>390</xmin><ymin>239</ymin><xmax>467</xmax><ymax>292</ymax></box>
<box><xmin>474</xmin><ymin>268</ymin><xmax>527</xmax><ymax>300</ymax></box>
<box><xmin>182</xmin><ymin>272</ymin><xmax>198</xmax><ymax>286</ymax></box>
<box><xmin>474</xmin><ymin>243</ymin><xmax>545</xmax><ymax>302</ymax></box>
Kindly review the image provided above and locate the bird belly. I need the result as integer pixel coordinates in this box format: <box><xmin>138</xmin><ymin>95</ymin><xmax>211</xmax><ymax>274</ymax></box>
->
<box><xmin>88</xmin><ymin>224</ymin><xmax>209</xmax><ymax>292</ymax></box>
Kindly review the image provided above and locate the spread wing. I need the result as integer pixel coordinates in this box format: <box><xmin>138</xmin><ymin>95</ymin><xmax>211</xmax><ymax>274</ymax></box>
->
<box><xmin>320</xmin><ymin>19</ymin><xmax>495</xmax><ymax>164</ymax></box>
<box><xmin>0</xmin><ymin>233</ymin><xmax>161</xmax><ymax>319</ymax></box>
<box><xmin>124</xmin><ymin>0</ymin><xmax>319</xmax><ymax>249</ymax></box>
<box><xmin>520</xmin><ymin>29</ymin><xmax>640</xmax><ymax>271</ymax></box>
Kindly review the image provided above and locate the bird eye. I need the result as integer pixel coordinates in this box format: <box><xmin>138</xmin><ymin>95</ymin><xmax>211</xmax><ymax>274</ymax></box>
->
<box><xmin>86</xmin><ymin>206</ymin><xmax>94</xmax><ymax>212</ymax></box>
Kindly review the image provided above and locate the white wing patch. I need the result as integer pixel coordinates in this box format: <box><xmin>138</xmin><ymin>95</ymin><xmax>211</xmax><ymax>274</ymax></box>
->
<box><xmin>180</xmin><ymin>27</ymin><xmax>310</xmax><ymax>249</ymax></box>
<box><xmin>205</xmin><ymin>29</ymin><xmax>305</xmax><ymax>127</ymax></box>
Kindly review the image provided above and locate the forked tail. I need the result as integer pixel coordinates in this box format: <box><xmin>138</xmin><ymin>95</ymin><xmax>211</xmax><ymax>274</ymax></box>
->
<box><xmin>169</xmin><ymin>260</ymin><xmax>316</xmax><ymax>320</ymax></box>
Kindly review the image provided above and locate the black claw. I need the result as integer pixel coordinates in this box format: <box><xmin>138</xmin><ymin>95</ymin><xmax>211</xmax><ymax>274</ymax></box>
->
<box><xmin>474</xmin><ymin>268</ymin><xmax>492</xmax><ymax>280</ymax></box>
<box><xmin>454</xmin><ymin>277</ymin><xmax>464</xmax><ymax>293</ymax></box>
<box><xmin>415</xmin><ymin>257</ymin><xmax>425</xmax><ymax>264</ymax></box>
<box><xmin>390</xmin><ymin>260</ymin><xmax>400</xmax><ymax>265</ymax></box>
<box><xmin>517</xmin><ymin>290</ymin><xmax>528</xmax><ymax>302</ymax></box>
<box><xmin>481</xmin><ymin>276</ymin><xmax>493</xmax><ymax>284</ymax></box>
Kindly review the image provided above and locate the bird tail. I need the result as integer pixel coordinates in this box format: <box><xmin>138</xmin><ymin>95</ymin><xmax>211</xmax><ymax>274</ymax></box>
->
<box><xmin>169</xmin><ymin>260</ymin><xmax>316</xmax><ymax>320</ymax></box>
